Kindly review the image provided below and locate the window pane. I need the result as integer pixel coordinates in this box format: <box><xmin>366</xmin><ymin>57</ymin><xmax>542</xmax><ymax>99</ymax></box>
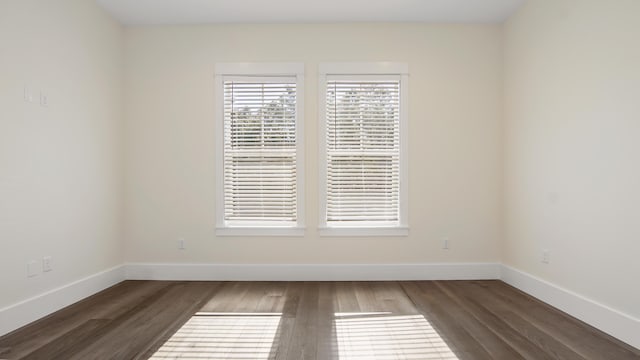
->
<box><xmin>325</xmin><ymin>79</ymin><xmax>401</xmax><ymax>226</ymax></box>
<box><xmin>223</xmin><ymin>79</ymin><xmax>298</xmax><ymax>224</ymax></box>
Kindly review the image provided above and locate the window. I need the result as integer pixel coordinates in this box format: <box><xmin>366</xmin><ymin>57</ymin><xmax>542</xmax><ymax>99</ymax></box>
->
<box><xmin>319</xmin><ymin>63</ymin><xmax>408</xmax><ymax>236</ymax></box>
<box><xmin>215</xmin><ymin>63</ymin><xmax>305</xmax><ymax>236</ymax></box>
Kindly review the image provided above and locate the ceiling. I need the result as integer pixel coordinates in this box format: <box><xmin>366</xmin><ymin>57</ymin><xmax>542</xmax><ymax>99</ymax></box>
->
<box><xmin>95</xmin><ymin>0</ymin><xmax>526</xmax><ymax>25</ymax></box>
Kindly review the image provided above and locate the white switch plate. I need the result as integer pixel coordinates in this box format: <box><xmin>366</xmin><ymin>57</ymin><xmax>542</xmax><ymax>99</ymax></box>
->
<box><xmin>178</xmin><ymin>238</ymin><xmax>186</xmax><ymax>250</ymax></box>
<box><xmin>43</xmin><ymin>256</ymin><xmax>53</xmax><ymax>272</ymax></box>
<box><xmin>442</xmin><ymin>237</ymin><xmax>450</xmax><ymax>250</ymax></box>
<box><xmin>27</xmin><ymin>260</ymin><xmax>38</xmax><ymax>277</ymax></box>
<box><xmin>542</xmin><ymin>249</ymin><xmax>550</xmax><ymax>264</ymax></box>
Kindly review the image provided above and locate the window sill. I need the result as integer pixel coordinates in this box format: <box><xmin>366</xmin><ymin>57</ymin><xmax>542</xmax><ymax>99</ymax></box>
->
<box><xmin>216</xmin><ymin>226</ymin><xmax>305</xmax><ymax>237</ymax></box>
<box><xmin>318</xmin><ymin>226</ymin><xmax>409</xmax><ymax>237</ymax></box>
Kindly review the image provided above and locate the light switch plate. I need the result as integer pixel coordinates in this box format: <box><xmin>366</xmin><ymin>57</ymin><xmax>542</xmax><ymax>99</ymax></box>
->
<box><xmin>27</xmin><ymin>260</ymin><xmax>38</xmax><ymax>277</ymax></box>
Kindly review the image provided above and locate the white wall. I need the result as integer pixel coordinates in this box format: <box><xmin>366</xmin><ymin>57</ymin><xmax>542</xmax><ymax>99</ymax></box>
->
<box><xmin>504</xmin><ymin>0</ymin><xmax>640</xmax><ymax>320</ymax></box>
<box><xmin>124</xmin><ymin>24</ymin><xmax>503</xmax><ymax>265</ymax></box>
<box><xmin>0</xmin><ymin>0</ymin><xmax>124</xmax><ymax>309</ymax></box>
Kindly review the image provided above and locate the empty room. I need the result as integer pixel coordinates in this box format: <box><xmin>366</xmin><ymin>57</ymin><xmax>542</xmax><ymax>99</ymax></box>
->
<box><xmin>0</xmin><ymin>0</ymin><xmax>638</xmax><ymax>359</ymax></box>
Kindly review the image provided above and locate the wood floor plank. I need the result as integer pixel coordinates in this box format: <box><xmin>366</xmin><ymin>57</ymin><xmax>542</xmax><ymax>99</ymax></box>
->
<box><xmin>400</xmin><ymin>281</ymin><xmax>501</xmax><ymax>360</ymax></box>
<box><xmin>273</xmin><ymin>282</ymin><xmax>304</xmax><ymax>360</ymax></box>
<box><xmin>489</xmin><ymin>281</ymin><xmax>640</xmax><ymax>359</ymax></box>
<box><xmin>280</xmin><ymin>282</ymin><xmax>303</xmax><ymax>319</ymax></box>
<box><xmin>0</xmin><ymin>281</ymin><xmax>172</xmax><ymax>359</ymax></box>
<box><xmin>138</xmin><ymin>281</ymin><xmax>225</xmax><ymax>360</ymax></box>
<box><xmin>447</xmin><ymin>281</ymin><xmax>586</xmax><ymax>360</ymax></box>
<box><xmin>435</xmin><ymin>281</ymin><xmax>571</xmax><ymax>360</ymax></box>
<box><xmin>20</xmin><ymin>320</ymin><xmax>110</xmax><ymax>360</ymax></box>
<box><xmin>284</xmin><ymin>282</ymin><xmax>319</xmax><ymax>360</ymax></box>
<box><xmin>230</xmin><ymin>281</ymin><xmax>270</xmax><ymax>313</ymax></box>
<box><xmin>256</xmin><ymin>282</ymin><xmax>289</xmax><ymax>313</ymax></box>
<box><xmin>369</xmin><ymin>281</ymin><xmax>418</xmax><ymax>315</ymax></box>
<box><xmin>316</xmin><ymin>282</ymin><xmax>338</xmax><ymax>360</ymax></box>
<box><xmin>1</xmin><ymin>280</ymin><xmax>637</xmax><ymax>360</ymax></box>
<box><xmin>334</xmin><ymin>281</ymin><xmax>361</xmax><ymax>314</ymax></box>
<box><xmin>198</xmin><ymin>281</ymin><xmax>247</xmax><ymax>313</ymax></box>
<box><xmin>68</xmin><ymin>282</ymin><xmax>215</xmax><ymax>360</ymax></box>
<box><xmin>422</xmin><ymin>281</ymin><xmax>530</xmax><ymax>359</ymax></box>
<box><xmin>352</xmin><ymin>281</ymin><xmax>380</xmax><ymax>314</ymax></box>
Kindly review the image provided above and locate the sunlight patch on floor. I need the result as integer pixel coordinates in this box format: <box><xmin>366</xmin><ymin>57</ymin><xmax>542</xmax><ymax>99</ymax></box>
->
<box><xmin>334</xmin><ymin>312</ymin><xmax>458</xmax><ymax>360</ymax></box>
<box><xmin>149</xmin><ymin>312</ymin><xmax>282</xmax><ymax>360</ymax></box>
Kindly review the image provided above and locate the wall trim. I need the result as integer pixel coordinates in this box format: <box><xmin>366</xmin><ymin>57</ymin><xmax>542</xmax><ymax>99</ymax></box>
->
<box><xmin>500</xmin><ymin>265</ymin><xmax>640</xmax><ymax>350</ymax></box>
<box><xmin>0</xmin><ymin>265</ymin><xmax>126</xmax><ymax>337</ymax></box>
<box><xmin>125</xmin><ymin>262</ymin><xmax>501</xmax><ymax>281</ymax></box>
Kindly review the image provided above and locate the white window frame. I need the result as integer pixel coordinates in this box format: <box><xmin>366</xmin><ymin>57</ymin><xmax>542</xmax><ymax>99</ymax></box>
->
<box><xmin>215</xmin><ymin>63</ymin><xmax>305</xmax><ymax>237</ymax></box>
<box><xmin>318</xmin><ymin>62</ymin><xmax>409</xmax><ymax>237</ymax></box>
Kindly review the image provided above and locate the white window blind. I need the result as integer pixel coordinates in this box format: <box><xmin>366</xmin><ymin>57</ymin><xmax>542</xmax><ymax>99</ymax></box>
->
<box><xmin>325</xmin><ymin>77</ymin><xmax>401</xmax><ymax>227</ymax></box>
<box><xmin>223</xmin><ymin>78</ymin><xmax>298</xmax><ymax>226</ymax></box>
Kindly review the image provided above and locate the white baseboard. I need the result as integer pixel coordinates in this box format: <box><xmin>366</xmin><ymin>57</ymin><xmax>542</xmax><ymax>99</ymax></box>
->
<box><xmin>0</xmin><ymin>265</ymin><xmax>126</xmax><ymax>337</ymax></box>
<box><xmin>500</xmin><ymin>265</ymin><xmax>640</xmax><ymax>350</ymax></box>
<box><xmin>125</xmin><ymin>262</ymin><xmax>501</xmax><ymax>281</ymax></box>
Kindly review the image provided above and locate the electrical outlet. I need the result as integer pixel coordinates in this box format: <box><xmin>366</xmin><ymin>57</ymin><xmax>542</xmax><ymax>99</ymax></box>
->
<box><xmin>442</xmin><ymin>237</ymin><xmax>450</xmax><ymax>250</ymax></box>
<box><xmin>542</xmin><ymin>249</ymin><xmax>550</xmax><ymax>264</ymax></box>
<box><xmin>43</xmin><ymin>256</ymin><xmax>53</xmax><ymax>272</ymax></box>
<box><xmin>27</xmin><ymin>260</ymin><xmax>39</xmax><ymax>277</ymax></box>
<box><xmin>40</xmin><ymin>92</ymin><xmax>48</xmax><ymax>107</ymax></box>
<box><xmin>24</xmin><ymin>86</ymin><xmax>34</xmax><ymax>103</ymax></box>
<box><xmin>178</xmin><ymin>238</ymin><xmax>186</xmax><ymax>250</ymax></box>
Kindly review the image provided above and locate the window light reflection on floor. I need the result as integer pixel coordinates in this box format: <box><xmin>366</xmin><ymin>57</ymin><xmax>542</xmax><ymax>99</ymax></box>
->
<box><xmin>149</xmin><ymin>311</ymin><xmax>458</xmax><ymax>360</ymax></box>
<box><xmin>149</xmin><ymin>312</ymin><xmax>282</xmax><ymax>360</ymax></box>
<box><xmin>334</xmin><ymin>312</ymin><xmax>459</xmax><ymax>360</ymax></box>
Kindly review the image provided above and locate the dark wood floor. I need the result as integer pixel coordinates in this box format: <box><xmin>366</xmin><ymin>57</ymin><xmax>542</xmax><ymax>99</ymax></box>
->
<box><xmin>0</xmin><ymin>281</ymin><xmax>637</xmax><ymax>360</ymax></box>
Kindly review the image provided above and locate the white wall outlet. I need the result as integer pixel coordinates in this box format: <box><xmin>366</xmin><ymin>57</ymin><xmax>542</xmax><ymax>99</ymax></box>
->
<box><xmin>27</xmin><ymin>260</ymin><xmax>39</xmax><ymax>277</ymax></box>
<box><xmin>178</xmin><ymin>238</ymin><xmax>186</xmax><ymax>250</ymax></box>
<box><xmin>43</xmin><ymin>256</ymin><xmax>53</xmax><ymax>272</ymax></box>
<box><xmin>442</xmin><ymin>237</ymin><xmax>450</xmax><ymax>250</ymax></box>
<box><xmin>40</xmin><ymin>92</ymin><xmax>48</xmax><ymax>107</ymax></box>
<box><xmin>542</xmin><ymin>249</ymin><xmax>550</xmax><ymax>264</ymax></box>
<box><xmin>24</xmin><ymin>86</ymin><xmax>34</xmax><ymax>103</ymax></box>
